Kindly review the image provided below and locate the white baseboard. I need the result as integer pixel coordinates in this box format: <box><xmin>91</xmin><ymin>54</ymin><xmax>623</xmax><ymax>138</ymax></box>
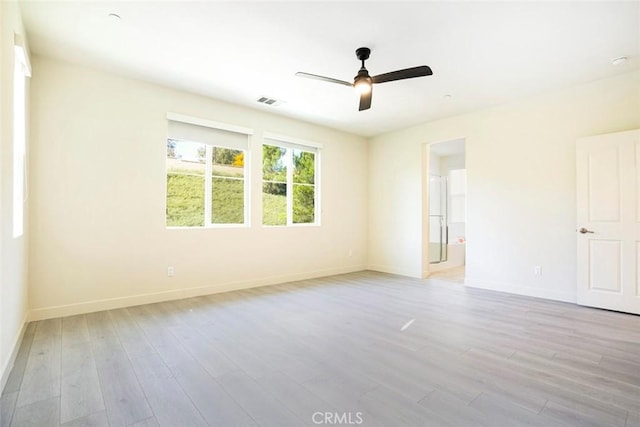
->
<box><xmin>367</xmin><ymin>264</ymin><xmax>422</xmax><ymax>278</ymax></box>
<box><xmin>1</xmin><ymin>313</ymin><xmax>29</xmax><ymax>393</ymax></box>
<box><xmin>465</xmin><ymin>276</ymin><xmax>576</xmax><ymax>303</ymax></box>
<box><xmin>28</xmin><ymin>264</ymin><xmax>367</xmax><ymax>321</ymax></box>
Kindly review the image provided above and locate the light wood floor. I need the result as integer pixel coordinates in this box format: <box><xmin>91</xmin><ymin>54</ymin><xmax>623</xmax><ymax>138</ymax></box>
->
<box><xmin>428</xmin><ymin>266</ymin><xmax>465</xmax><ymax>284</ymax></box>
<box><xmin>2</xmin><ymin>271</ymin><xmax>640</xmax><ymax>427</ymax></box>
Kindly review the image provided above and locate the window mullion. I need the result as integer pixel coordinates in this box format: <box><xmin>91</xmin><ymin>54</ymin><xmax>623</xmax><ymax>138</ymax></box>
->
<box><xmin>244</xmin><ymin>144</ymin><xmax>250</xmax><ymax>226</ymax></box>
<box><xmin>204</xmin><ymin>144</ymin><xmax>212</xmax><ymax>226</ymax></box>
<box><xmin>286</xmin><ymin>148</ymin><xmax>294</xmax><ymax>226</ymax></box>
<box><xmin>314</xmin><ymin>150</ymin><xmax>320</xmax><ymax>225</ymax></box>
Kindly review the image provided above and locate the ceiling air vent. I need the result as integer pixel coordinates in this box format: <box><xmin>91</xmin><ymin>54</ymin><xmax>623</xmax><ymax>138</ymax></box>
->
<box><xmin>256</xmin><ymin>96</ymin><xmax>284</xmax><ymax>107</ymax></box>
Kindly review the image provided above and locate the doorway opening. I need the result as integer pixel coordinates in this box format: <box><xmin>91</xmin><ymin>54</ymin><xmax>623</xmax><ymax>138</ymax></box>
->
<box><xmin>424</xmin><ymin>138</ymin><xmax>466</xmax><ymax>283</ymax></box>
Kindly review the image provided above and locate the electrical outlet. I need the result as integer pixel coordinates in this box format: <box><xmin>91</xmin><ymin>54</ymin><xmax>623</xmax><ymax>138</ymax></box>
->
<box><xmin>348</xmin><ymin>249</ymin><xmax>353</xmax><ymax>257</ymax></box>
<box><xmin>168</xmin><ymin>266</ymin><xmax>175</xmax><ymax>277</ymax></box>
<box><xmin>534</xmin><ymin>266</ymin><xmax>542</xmax><ymax>276</ymax></box>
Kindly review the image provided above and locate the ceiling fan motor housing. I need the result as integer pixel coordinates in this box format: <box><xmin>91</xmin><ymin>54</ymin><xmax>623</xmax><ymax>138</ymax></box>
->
<box><xmin>354</xmin><ymin>68</ymin><xmax>372</xmax><ymax>85</ymax></box>
<box><xmin>355</xmin><ymin>47</ymin><xmax>372</xmax><ymax>85</ymax></box>
<box><xmin>355</xmin><ymin>47</ymin><xmax>371</xmax><ymax>61</ymax></box>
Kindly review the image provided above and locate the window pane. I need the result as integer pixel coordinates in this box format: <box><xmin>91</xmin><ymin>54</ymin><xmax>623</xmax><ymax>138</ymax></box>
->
<box><xmin>293</xmin><ymin>150</ymin><xmax>315</xmax><ymax>184</ymax></box>
<box><xmin>263</xmin><ymin>145</ymin><xmax>287</xmax><ymax>182</ymax></box>
<box><xmin>212</xmin><ymin>147</ymin><xmax>244</xmax><ymax>176</ymax></box>
<box><xmin>263</xmin><ymin>182</ymin><xmax>287</xmax><ymax>225</ymax></box>
<box><xmin>212</xmin><ymin>177</ymin><xmax>244</xmax><ymax>224</ymax></box>
<box><xmin>166</xmin><ymin>139</ymin><xmax>205</xmax><ymax>226</ymax></box>
<box><xmin>13</xmin><ymin>50</ymin><xmax>26</xmax><ymax>238</ymax></box>
<box><xmin>293</xmin><ymin>184</ymin><xmax>315</xmax><ymax>224</ymax></box>
<box><xmin>211</xmin><ymin>147</ymin><xmax>245</xmax><ymax>224</ymax></box>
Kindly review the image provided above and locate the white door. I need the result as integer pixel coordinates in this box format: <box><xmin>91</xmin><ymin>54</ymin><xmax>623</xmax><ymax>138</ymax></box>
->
<box><xmin>576</xmin><ymin>129</ymin><xmax>640</xmax><ymax>314</ymax></box>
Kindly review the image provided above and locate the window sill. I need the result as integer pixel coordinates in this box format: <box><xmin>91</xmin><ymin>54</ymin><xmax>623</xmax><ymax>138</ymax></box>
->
<box><xmin>262</xmin><ymin>223</ymin><xmax>321</xmax><ymax>228</ymax></box>
<box><xmin>166</xmin><ymin>224</ymin><xmax>250</xmax><ymax>230</ymax></box>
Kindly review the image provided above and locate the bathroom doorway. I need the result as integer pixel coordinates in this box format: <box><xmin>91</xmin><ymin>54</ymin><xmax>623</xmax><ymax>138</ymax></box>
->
<box><xmin>424</xmin><ymin>138</ymin><xmax>466</xmax><ymax>282</ymax></box>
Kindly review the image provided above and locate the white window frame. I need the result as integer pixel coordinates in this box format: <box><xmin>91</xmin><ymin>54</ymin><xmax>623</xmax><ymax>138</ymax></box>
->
<box><xmin>166</xmin><ymin>113</ymin><xmax>252</xmax><ymax>229</ymax></box>
<box><xmin>262</xmin><ymin>132</ymin><xmax>322</xmax><ymax>227</ymax></box>
<box><xmin>13</xmin><ymin>35</ymin><xmax>31</xmax><ymax>239</ymax></box>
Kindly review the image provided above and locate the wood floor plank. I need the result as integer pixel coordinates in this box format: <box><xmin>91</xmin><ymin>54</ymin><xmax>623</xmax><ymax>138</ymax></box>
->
<box><xmin>548</xmin><ymin>396</ymin><xmax>629</xmax><ymax>427</ymax></box>
<box><xmin>0</xmin><ymin>392</ymin><xmax>17</xmax><ymax>427</ymax></box>
<box><xmin>60</xmin><ymin>340</ymin><xmax>105</xmax><ymax>424</ymax></box>
<box><xmin>419</xmin><ymin>389</ymin><xmax>491</xmax><ymax>427</ymax></box>
<box><xmin>171</xmin><ymin>362</ymin><xmax>257</xmax><ymax>426</ymax></box>
<box><xmin>2</xmin><ymin>325</ymin><xmax>35</xmax><ymax>394</ymax></box>
<box><xmin>364</xmin><ymin>342</ymin><xmax>485</xmax><ymax>405</ymax></box>
<box><xmin>526</xmin><ymin>329</ymin><xmax>640</xmax><ymax>366</ymax></box>
<box><xmin>59</xmin><ymin>411</ymin><xmax>109</xmax><ymax>427</ymax></box>
<box><xmin>214</xmin><ymin>336</ymin><xmax>279</xmax><ymax>379</ymax></box>
<box><xmin>218</xmin><ymin>371</ymin><xmax>303</xmax><ymax>427</ymax></box>
<box><xmin>627</xmin><ymin>411</ymin><xmax>640</xmax><ymax>427</ymax></box>
<box><xmin>542</xmin><ymin>350</ymin><xmax>640</xmax><ymax>392</ymax></box>
<box><xmin>11</xmin><ymin>396</ymin><xmax>59</xmax><ymax>427</ymax></box>
<box><xmin>61</xmin><ymin>315</ymin><xmax>90</xmax><ymax>347</ymax></box>
<box><xmin>125</xmin><ymin>306</ymin><xmax>196</xmax><ymax>369</ymax></box>
<box><xmin>600</xmin><ymin>356</ymin><xmax>640</xmax><ymax>382</ymax></box>
<box><xmin>128</xmin><ymin>416</ymin><xmax>160</xmax><ymax>427</ymax></box>
<box><xmin>129</xmin><ymin>353</ymin><xmax>207</xmax><ymax>427</ymax></box>
<box><xmin>297</xmin><ymin>334</ymin><xmax>436</xmax><ymax>402</ymax></box>
<box><xmin>167</xmin><ymin>323</ymin><xmax>240</xmax><ymax>378</ymax></box>
<box><xmin>469</xmin><ymin>392</ymin><xmax>553</xmax><ymax>426</ymax></box>
<box><xmin>301</xmin><ymin>369</ymin><xmax>378</xmax><ymax>410</ymax></box>
<box><xmin>540</xmin><ymin>399</ymin><xmax>626</xmax><ymax>427</ymax></box>
<box><xmin>84</xmin><ymin>311</ymin><xmax>121</xmax><ymax>361</ymax></box>
<box><xmin>107</xmin><ymin>309</ymin><xmax>156</xmax><ymax>360</ymax></box>
<box><xmin>356</xmin><ymin>386</ymin><xmax>446</xmax><ymax>427</ymax></box>
<box><xmin>168</xmin><ymin>297</ymin><xmax>217</xmax><ymax>329</ymax></box>
<box><xmin>509</xmin><ymin>350</ymin><xmax>640</xmax><ymax>412</ymax></box>
<box><xmin>33</xmin><ymin>318</ymin><xmax>62</xmax><ymax>342</ymax></box>
<box><xmin>15</xmin><ymin>334</ymin><xmax>61</xmax><ymax>408</ymax></box>
<box><xmin>85</xmin><ymin>311</ymin><xmax>152</xmax><ymax>426</ymax></box>
<box><xmin>459</xmin><ymin>347</ymin><xmax>629</xmax><ymax>422</ymax></box>
<box><xmin>256</xmin><ymin>370</ymin><xmax>338</xmax><ymax>426</ymax></box>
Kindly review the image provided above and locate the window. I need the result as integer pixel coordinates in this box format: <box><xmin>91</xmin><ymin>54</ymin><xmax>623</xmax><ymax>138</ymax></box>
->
<box><xmin>166</xmin><ymin>114</ymin><xmax>251</xmax><ymax>227</ymax></box>
<box><xmin>262</xmin><ymin>135</ymin><xmax>320</xmax><ymax>226</ymax></box>
<box><xmin>13</xmin><ymin>40</ymin><xmax>30</xmax><ymax>238</ymax></box>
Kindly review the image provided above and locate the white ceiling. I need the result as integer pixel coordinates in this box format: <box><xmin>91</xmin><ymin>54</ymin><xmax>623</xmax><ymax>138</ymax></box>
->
<box><xmin>19</xmin><ymin>1</ymin><xmax>639</xmax><ymax>137</ymax></box>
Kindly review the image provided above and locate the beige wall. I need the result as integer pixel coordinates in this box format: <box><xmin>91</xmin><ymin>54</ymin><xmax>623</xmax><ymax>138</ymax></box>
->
<box><xmin>28</xmin><ymin>56</ymin><xmax>368</xmax><ymax>320</ymax></box>
<box><xmin>368</xmin><ymin>70</ymin><xmax>640</xmax><ymax>302</ymax></box>
<box><xmin>0</xmin><ymin>1</ymin><xmax>30</xmax><ymax>388</ymax></box>
<box><xmin>14</xmin><ymin>38</ymin><xmax>640</xmax><ymax>356</ymax></box>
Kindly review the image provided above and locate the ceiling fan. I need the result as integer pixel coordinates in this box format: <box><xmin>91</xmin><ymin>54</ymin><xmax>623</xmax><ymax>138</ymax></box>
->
<box><xmin>296</xmin><ymin>47</ymin><xmax>433</xmax><ymax>111</ymax></box>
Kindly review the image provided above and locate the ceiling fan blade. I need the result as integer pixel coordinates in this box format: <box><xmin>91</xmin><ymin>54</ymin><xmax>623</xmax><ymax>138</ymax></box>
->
<box><xmin>372</xmin><ymin>66</ymin><xmax>433</xmax><ymax>84</ymax></box>
<box><xmin>359</xmin><ymin>90</ymin><xmax>372</xmax><ymax>111</ymax></box>
<box><xmin>295</xmin><ymin>72</ymin><xmax>353</xmax><ymax>87</ymax></box>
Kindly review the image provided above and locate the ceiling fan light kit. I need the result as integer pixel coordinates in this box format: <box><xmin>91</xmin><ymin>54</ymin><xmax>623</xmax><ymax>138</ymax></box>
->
<box><xmin>354</xmin><ymin>79</ymin><xmax>372</xmax><ymax>94</ymax></box>
<box><xmin>296</xmin><ymin>46</ymin><xmax>432</xmax><ymax>111</ymax></box>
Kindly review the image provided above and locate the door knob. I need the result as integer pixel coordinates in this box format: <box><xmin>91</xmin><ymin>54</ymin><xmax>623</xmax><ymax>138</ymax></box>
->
<box><xmin>579</xmin><ymin>227</ymin><xmax>594</xmax><ymax>234</ymax></box>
